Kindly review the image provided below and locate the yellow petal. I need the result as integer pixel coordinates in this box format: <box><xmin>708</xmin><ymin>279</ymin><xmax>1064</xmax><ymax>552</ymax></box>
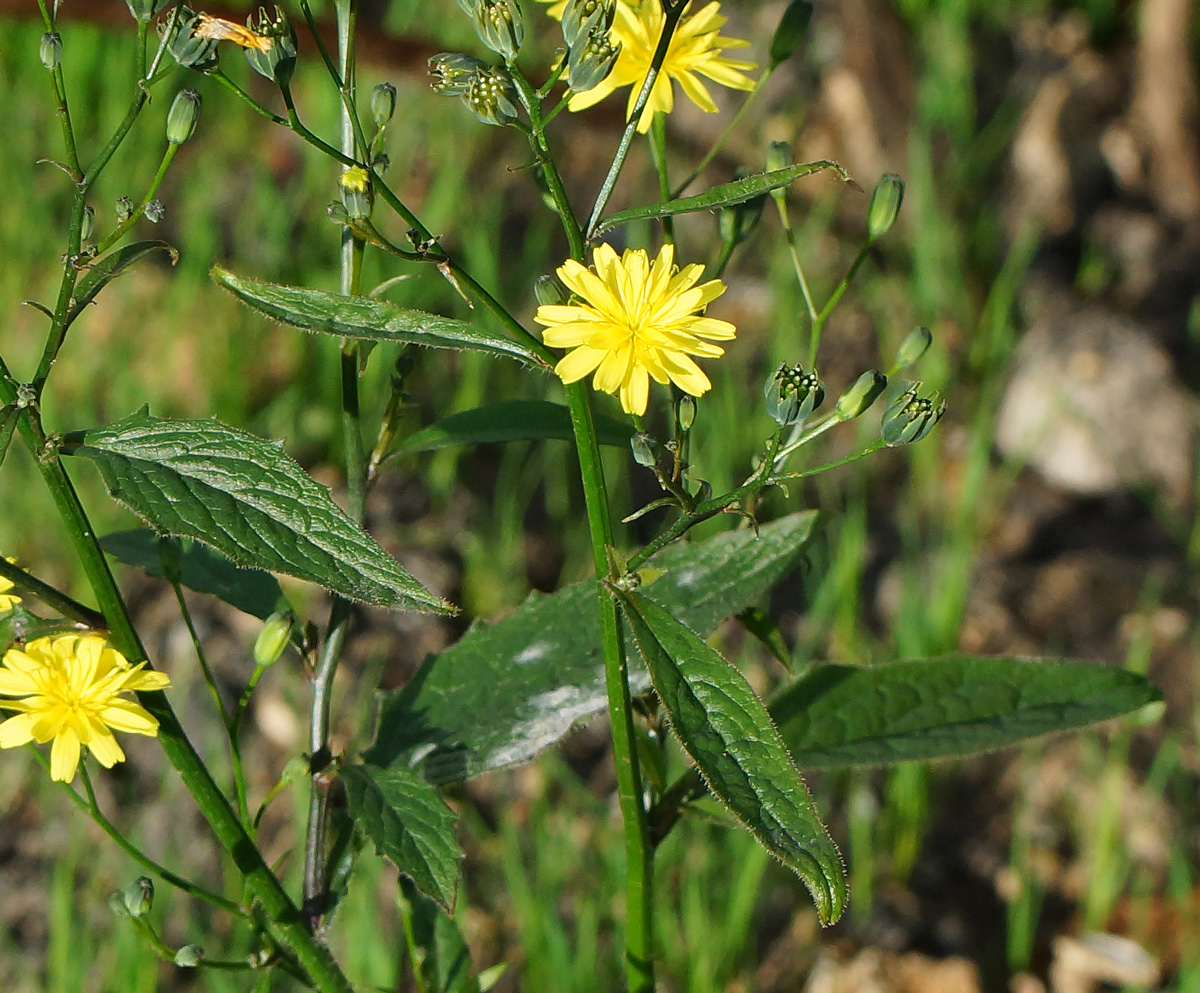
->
<box><xmin>50</xmin><ymin>729</ymin><xmax>81</xmax><ymax>783</ymax></box>
<box><xmin>98</xmin><ymin>700</ymin><xmax>160</xmax><ymax>736</ymax></box>
<box><xmin>555</xmin><ymin>346</ymin><xmax>608</xmax><ymax>384</ymax></box>
<box><xmin>0</xmin><ymin>712</ymin><xmax>37</xmax><ymax>748</ymax></box>
<box><xmin>86</xmin><ymin>728</ymin><xmax>126</xmax><ymax>769</ymax></box>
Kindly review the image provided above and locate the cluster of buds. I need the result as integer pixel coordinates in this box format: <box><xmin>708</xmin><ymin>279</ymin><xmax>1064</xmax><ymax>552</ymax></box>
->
<box><xmin>562</xmin><ymin>0</ymin><xmax>620</xmax><ymax>92</ymax></box>
<box><xmin>429</xmin><ymin>53</ymin><xmax>520</xmax><ymax>128</ymax></box>
<box><xmin>455</xmin><ymin>0</ymin><xmax>524</xmax><ymax>60</ymax></box>
<box><xmin>242</xmin><ymin>6</ymin><xmax>298</xmax><ymax>87</ymax></box>
<box><xmin>764</xmin><ymin>364</ymin><xmax>824</xmax><ymax>428</ymax></box>
<box><xmin>881</xmin><ymin>381</ymin><xmax>946</xmax><ymax>446</ymax></box>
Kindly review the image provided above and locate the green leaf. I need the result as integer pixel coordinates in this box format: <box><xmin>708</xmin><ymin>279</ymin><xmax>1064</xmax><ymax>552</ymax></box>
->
<box><xmin>342</xmin><ymin>764</ymin><xmax>463</xmax><ymax>913</ymax></box>
<box><xmin>211</xmin><ymin>266</ymin><xmax>545</xmax><ymax>368</ymax></box>
<box><xmin>591</xmin><ymin>160</ymin><xmax>850</xmax><ymax>239</ymax></box>
<box><xmin>395</xmin><ymin>401</ymin><xmax>634</xmax><ymax>458</ymax></box>
<box><xmin>68</xmin><ymin>241</ymin><xmax>177</xmax><ymax>327</ymax></box>
<box><xmin>736</xmin><ymin>606</ymin><xmax>793</xmax><ymax>670</ymax></box>
<box><xmin>771</xmin><ymin>657</ymin><xmax>1164</xmax><ymax>769</ymax></box>
<box><xmin>100</xmin><ymin>528</ymin><xmax>288</xmax><ymax>621</ymax></box>
<box><xmin>398</xmin><ymin>877</ymin><xmax>480</xmax><ymax>993</ymax></box>
<box><xmin>618</xmin><ymin>590</ymin><xmax>846</xmax><ymax>925</ymax></box>
<box><xmin>65</xmin><ymin>410</ymin><xmax>453</xmax><ymax>613</ymax></box>
<box><xmin>366</xmin><ymin>512</ymin><xmax>817</xmax><ymax>783</ymax></box>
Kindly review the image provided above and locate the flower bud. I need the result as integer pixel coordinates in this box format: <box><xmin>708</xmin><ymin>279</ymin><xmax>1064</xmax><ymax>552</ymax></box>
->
<box><xmin>40</xmin><ymin>33</ymin><xmax>62</xmax><ymax>71</ymax></box>
<box><xmin>769</xmin><ymin>0</ymin><xmax>813</xmax><ymax>68</ymax></box>
<box><xmin>473</xmin><ymin>0</ymin><xmax>524</xmax><ymax>60</ymax></box>
<box><xmin>371</xmin><ymin>82</ymin><xmax>397</xmax><ymax>126</ymax></box>
<box><xmin>766</xmin><ymin>139</ymin><xmax>791</xmax><ymax>175</ymax></box>
<box><xmin>115</xmin><ymin>196</ymin><xmax>134</xmax><ymax>222</ymax></box>
<box><xmin>534</xmin><ymin>274</ymin><xmax>565</xmax><ymax>307</ymax></box>
<box><xmin>80</xmin><ymin>205</ymin><xmax>95</xmax><ymax>242</ymax></box>
<box><xmin>630</xmin><ymin>432</ymin><xmax>656</xmax><ymax>468</ymax></box>
<box><xmin>867</xmin><ymin>173</ymin><xmax>904</xmax><ymax>240</ymax></box>
<box><xmin>339</xmin><ymin>166</ymin><xmax>373</xmax><ymax>221</ymax></box>
<box><xmin>107</xmin><ymin>891</ymin><xmax>131</xmax><ymax>919</ymax></box>
<box><xmin>122</xmin><ymin>876</ymin><xmax>155</xmax><ymax>918</ymax></box>
<box><xmin>428</xmin><ymin>52</ymin><xmax>487</xmax><ymax>97</ymax></box>
<box><xmin>567</xmin><ymin>21</ymin><xmax>620</xmax><ymax>92</ymax></box>
<box><xmin>892</xmin><ymin>325</ymin><xmax>931</xmax><ymax>371</ymax></box>
<box><xmin>125</xmin><ymin>0</ymin><xmax>168</xmax><ymax>20</ymax></box>
<box><xmin>881</xmin><ymin>381</ymin><xmax>945</xmax><ymax>446</ymax></box>
<box><xmin>834</xmin><ymin>370</ymin><xmax>887</xmax><ymax>421</ymax></box>
<box><xmin>166</xmin><ymin>89</ymin><xmax>201</xmax><ymax>145</ymax></box>
<box><xmin>764</xmin><ymin>363</ymin><xmax>824</xmax><ymax>427</ymax></box>
<box><xmin>253</xmin><ymin>611</ymin><xmax>293</xmax><ymax>667</ymax></box>
<box><xmin>677</xmin><ymin>395</ymin><xmax>696</xmax><ymax>431</ymax></box>
<box><xmin>243</xmin><ymin>6</ymin><xmax>297</xmax><ymax>86</ymax></box>
<box><xmin>160</xmin><ymin>8</ymin><xmax>220</xmax><ymax>71</ymax></box>
<box><xmin>718</xmin><ymin>169</ymin><xmax>766</xmax><ymax>249</ymax></box>
<box><xmin>144</xmin><ymin>199</ymin><xmax>166</xmax><ymax>223</ymax></box>
<box><xmin>174</xmin><ymin>945</ymin><xmax>205</xmax><ymax>968</ymax></box>
<box><xmin>563</xmin><ymin>0</ymin><xmax>616</xmax><ymax>48</ymax></box>
<box><xmin>465</xmin><ymin>66</ymin><xmax>520</xmax><ymax>127</ymax></box>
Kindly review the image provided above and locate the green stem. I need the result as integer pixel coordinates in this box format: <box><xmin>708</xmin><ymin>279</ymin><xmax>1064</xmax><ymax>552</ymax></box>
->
<box><xmin>649</xmin><ymin>115</ymin><xmax>674</xmax><ymax>244</ymax></box>
<box><xmin>0</xmin><ymin>556</ymin><xmax>105</xmax><ymax>628</ymax></box>
<box><xmin>0</xmin><ymin>396</ymin><xmax>355</xmax><ymax>993</ymax></box>
<box><xmin>586</xmin><ymin>2</ymin><xmax>687</xmax><ymax>238</ymax></box>
<box><xmin>671</xmin><ymin>69</ymin><xmax>772</xmax><ymax>199</ymax></box>
<box><xmin>213</xmin><ymin>69</ymin><xmax>289</xmax><ymax>125</ymax></box>
<box><xmin>809</xmin><ymin>241</ymin><xmax>871</xmax><ymax>367</ymax></box>
<box><xmin>60</xmin><ymin>758</ymin><xmax>246</xmax><ymax>916</ymax></box>
<box><xmin>771</xmin><ymin>193</ymin><xmax>819</xmax><ymax>358</ymax></box>
<box><xmin>93</xmin><ymin>143</ymin><xmax>178</xmax><ymax>259</ymax></box>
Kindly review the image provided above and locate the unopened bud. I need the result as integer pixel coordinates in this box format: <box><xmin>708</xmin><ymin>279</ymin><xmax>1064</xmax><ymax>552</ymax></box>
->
<box><xmin>881</xmin><ymin>381</ymin><xmax>945</xmax><ymax>446</ymax></box>
<box><xmin>834</xmin><ymin>370</ymin><xmax>887</xmax><ymax>421</ymax></box>
<box><xmin>677</xmin><ymin>395</ymin><xmax>696</xmax><ymax>431</ymax></box>
<box><xmin>567</xmin><ymin>21</ymin><xmax>620</xmax><ymax>92</ymax></box>
<box><xmin>115</xmin><ymin>196</ymin><xmax>134</xmax><ymax>222</ymax></box>
<box><xmin>474</xmin><ymin>0</ymin><xmax>524</xmax><ymax>60</ymax></box>
<box><xmin>892</xmin><ymin>325</ymin><xmax>931</xmax><ymax>371</ymax></box>
<box><xmin>764</xmin><ymin>364</ymin><xmax>824</xmax><ymax>427</ymax></box>
<box><xmin>243</xmin><ymin>7</ymin><xmax>297</xmax><ymax>87</ymax></box>
<box><xmin>371</xmin><ymin>82</ymin><xmax>397</xmax><ymax>126</ymax></box>
<box><xmin>144</xmin><ymin>199</ymin><xmax>166</xmax><ymax>223</ymax></box>
<box><xmin>534</xmin><ymin>274</ymin><xmax>565</xmax><ymax>307</ymax></box>
<box><xmin>766</xmin><ymin>140</ymin><xmax>791</xmax><ymax>175</ymax></box>
<box><xmin>80</xmin><ymin>205</ymin><xmax>95</xmax><ymax>242</ymax></box>
<box><xmin>108</xmin><ymin>891</ymin><xmax>131</xmax><ymax>919</ymax></box>
<box><xmin>465</xmin><ymin>66</ymin><xmax>520</xmax><ymax>127</ymax></box>
<box><xmin>40</xmin><ymin>33</ymin><xmax>62</xmax><ymax>71</ymax></box>
<box><xmin>428</xmin><ymin>52</ymin><xmax>486</xmax><ymax>97</ymax></box>
<box><xmin>867</xmin><ymin>173</ymin><xmax>904</xmax><ymax>240</ymax></box>
<box><xmin>339</xmin><ymin>166</ymin><xmax>373</xmax><ymax>221</ymax></box>
<box><xmin>253</xmin><ymin>611</ymin><xmax>293</xmax><ymax>667</ymax></box>
<box><xmin>174</xmin><ymin>945</ymin><xmax>205</xmax><ymax>968</ymax></box>
<box><xmin>630</xmin><ymin>433</ymin><xmax>656</xmax><ymax>468</ymax></box>
<box><xmin>562</xmin><ymin>0</ymin><xmax>616</xmax><ymax>47</ymax></box>
<box><xmin>769</xmin><ymin>1</ymin><xmax>813</xmax><ymax>68</ymax></box>
<box><xmin>166</xmin><ymin>89</ymin><xmax>201</xmax><ymax>145</ymax></box>
<box><xmin>123</xmin><ymin>876</ymin><xmax>155</xmax><ymax>918</ymax></box>
<box><xmin>125</xmin><ymin>0</ymin><xmax>168</xmax><ymax>20</ymax></box>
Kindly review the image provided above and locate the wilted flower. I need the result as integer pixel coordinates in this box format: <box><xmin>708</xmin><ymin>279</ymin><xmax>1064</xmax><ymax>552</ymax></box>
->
<box><xmin>535</xmin><ymin>243</ymin><xmax>736</xmax><ymax>415</ymax></box>
<box><xmin>193</xmin><ymin>12</ymin><xmax>273</xmax><ymax>51</ymax></box>
<box><xmin>566</xmin><ymin>0</ymin><xmax>756</xmax><ymax>133</ymax></box>
<box><xmin>0</xmin><ymin>634</ymin><xmax>170</xmax><ymax>783</ymax></box>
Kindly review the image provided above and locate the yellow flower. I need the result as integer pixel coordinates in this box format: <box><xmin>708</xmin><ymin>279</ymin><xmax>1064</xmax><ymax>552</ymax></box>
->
<box><xmin>0</xmin><ymin>558</ymin><xmax>20</xmax><ymax>612</ymax></box>
<box><xmin>535</xmin><ymin>243</ymin><xmax>735</xmax><ymax>415</ymax></box>
<box><xmin>567</xmin><ymin>0</ymin><xmax>756</xmax><ymax>133</ymax></box>
<box><xmin>0</xmin><ymin>634</ymin><xmax>170</xmax><ymax>783</ymax></box>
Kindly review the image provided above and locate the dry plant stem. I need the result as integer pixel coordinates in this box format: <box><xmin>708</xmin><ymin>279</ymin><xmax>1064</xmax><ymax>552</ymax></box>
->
<box><xmin>303</xmin><ymin>0</ymin><xmax>363</xmax><ymax>934</ymax></box>
<box><xmin>0</xmin><ymin>398</ymin><xmax>355</xmax><ymax>992</ymax></box>
<box><xmin>0</xmin><ymin>555</ymin><xmax>105</xmax><ymax>628</ymax></box>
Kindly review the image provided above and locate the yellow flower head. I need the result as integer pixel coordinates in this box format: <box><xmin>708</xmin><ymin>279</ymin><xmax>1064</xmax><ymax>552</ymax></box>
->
<box><xmin>0</xmin><ymin>558</ymin><xmax>21</xmax><ymax>613</ymax></box>
<box><xmin>567</xmin><ymin>0</ymin><xmax>757</xmax><ymax>133</ymax></box>
<box><xmin>0</xmin><ymin>634</ymin><xmax>170</xmax><ymax>783</ymax></box>
<box><xmin>340</xmin><ymin>166</ymin><xmax>370</xmax><ymax>194</ymax></box>
<box><xmin>535</xmin><ymin>243</ymin><xmax>736</xmax><ymax>415</ymax></box>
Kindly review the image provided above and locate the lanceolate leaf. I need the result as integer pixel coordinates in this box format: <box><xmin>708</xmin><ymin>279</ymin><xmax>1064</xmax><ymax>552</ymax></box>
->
<box><xmin>366</xmin><ymin>512</ymin><xmax>818</xmax><ymax>783</ymax></box>
<box><xmin>65</xmin><ymin>410</ymin><xmax>452</xmax><ymax>613</ymax></box>
<box><xmin>619</xmin><ymin>590</ymin><xmax>846</xmax><ymax>925</ymax></box>
<box><xmin>591</xmin><ymin>160</ymin><xmax>850</xmax><ymax>239</ymax></box>
<box><xmin>342</xmin><ymin>764</ymin><xmax>463</xmax><ymax>913</ymax></box>
<box><xmin>771</xmin><ymin>657</ymin><xmax>1163</xmax><ymax>769</ymax></box>
<box><xmin>100</xmin><ymin>528</ymin><xmax>288</xmax><ymax>621</ymax></box>
<box><xmin>68</xmin><ymin>241</ymin><xmax>178</xmax><ymax>327</ymax></box>
<box><xmin>211</xmin><ymin>266</ymin><xmax>545</xmax><ymax>368</ymax></box>
<box><xmin>394</xmin><ymin>400</ymin><xmax>634</xmax><ymax>458</ymax></box>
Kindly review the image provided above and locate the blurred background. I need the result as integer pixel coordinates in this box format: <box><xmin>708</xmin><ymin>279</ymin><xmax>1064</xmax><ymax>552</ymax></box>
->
<box><xmin>1</xmin><ymin>1</ymin><xmax>1198</xmax><ymax>990</ymax></box>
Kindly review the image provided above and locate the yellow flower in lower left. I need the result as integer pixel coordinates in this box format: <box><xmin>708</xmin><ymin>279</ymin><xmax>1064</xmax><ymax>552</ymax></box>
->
<box><xmin>0</xmin><ymin>634</ymin><xmax>170</xmax><ymax>783</ymax></box>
